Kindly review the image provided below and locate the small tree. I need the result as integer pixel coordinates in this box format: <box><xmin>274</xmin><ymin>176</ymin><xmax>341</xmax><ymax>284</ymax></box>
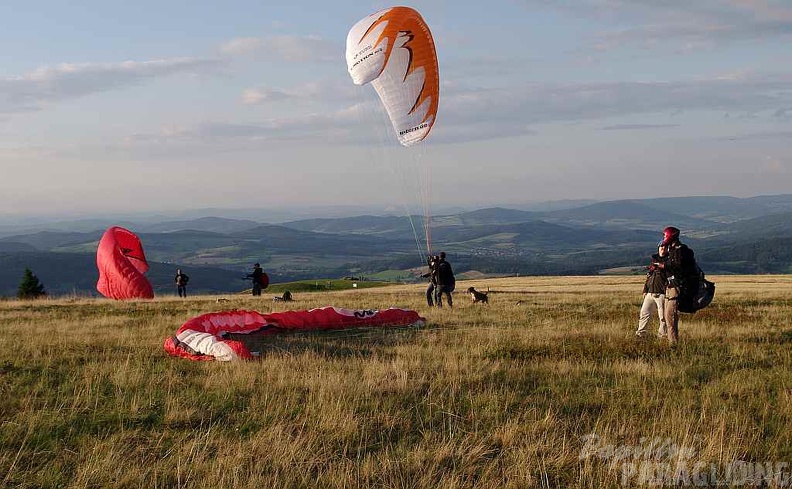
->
<box><xmin>18</xmin><ymin>268</ymin><xmax>46</xmax><ymax>299</ymax></box>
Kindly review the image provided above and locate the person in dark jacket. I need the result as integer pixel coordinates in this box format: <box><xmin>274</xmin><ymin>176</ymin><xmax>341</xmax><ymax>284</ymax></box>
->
<box><xmin>246</xmin><ymin>263</ymin><xmax>269</xmax><ymax>296</ymax></box>
<box><xmin>655</xmin><ymin>226</ymin><xmax>698</xmax><ymax>345</ymax></box>
<box><xmin>635</xmin><ymin>245</ymin><xmax>668</xmax><ymax>338</ymax></box>
<box><xmin>174</xmin><ymin>269</ymin><xmax>189</xmax><ymax>298</ymax></box>
<box><xmin>421</xmin><ymin>254</ymin><xmax>439</xmax><ymax>307</ymax></box>
<box><xmin>434</xmin><ymin>252</ymin><xmax>455</xmax><ymax>308</ymax></box>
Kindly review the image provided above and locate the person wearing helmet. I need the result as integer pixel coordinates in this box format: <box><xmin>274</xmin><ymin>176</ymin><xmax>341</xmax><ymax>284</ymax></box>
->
<box><xmin>654</xmin><ymin>226</ymin><xmax>698</xmax><ymax>345</ymax></box>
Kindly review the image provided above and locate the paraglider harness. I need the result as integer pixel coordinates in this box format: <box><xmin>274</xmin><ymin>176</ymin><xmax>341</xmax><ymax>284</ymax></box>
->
<box><xmin>676</xmin><ymin>265</ymin><xmax>715</xmax><ymax>313</ymax></box>
<box><xmin>274</xmin><ymin>290</ymin><xmax>293</xmax><ymax>302</ymax></box>
<box><xmin>665</xmin><ymin>245</ymin><xmax>715</xmax><ymax>314</ymax></box>
<box><xmin>436</xmin><ymin>259</ymin><xmax>455</xmax><ymax>293</ymax></box>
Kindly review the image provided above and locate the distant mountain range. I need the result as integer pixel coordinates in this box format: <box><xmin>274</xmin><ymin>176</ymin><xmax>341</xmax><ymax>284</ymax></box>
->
<box><xmin>2</xmin><ymin>194</ymin><xmax>791</xmax><ymax>297</ymax></box>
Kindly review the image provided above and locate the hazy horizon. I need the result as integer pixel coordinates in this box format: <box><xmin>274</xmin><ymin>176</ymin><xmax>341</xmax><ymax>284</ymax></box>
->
<box><xmin>1</xmin><ymin>192</ymin><xmax>790</xmax><ymax>230</ymax></box>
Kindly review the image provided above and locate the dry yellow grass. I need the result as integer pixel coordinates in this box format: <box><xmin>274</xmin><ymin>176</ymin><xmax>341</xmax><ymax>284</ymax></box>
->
<box><xmin>1</xmin><ymin>275</ymin><xmax>791</xmax><ymax>488</ymax></box>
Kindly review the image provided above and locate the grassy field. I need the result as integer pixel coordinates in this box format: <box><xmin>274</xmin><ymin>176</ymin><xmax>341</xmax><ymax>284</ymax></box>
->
<box><xmin>266</xmin><ymin>279</ymin><xmax>393</xmax><ymax>294</ymax></box>
<box><xmin>1</xmin><ymin>275</ymin><xmax>791</xmax><ymax>488</ymax></box>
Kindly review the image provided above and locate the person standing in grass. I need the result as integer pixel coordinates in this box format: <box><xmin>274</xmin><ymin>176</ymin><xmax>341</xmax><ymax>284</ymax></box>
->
<box><xmin>655</xmin><ymin>226</ymin><xmax>698</xmax><ymax>346</ymax></box>
<box><xmin>434</xmin><ymin>252</ymin><xmax>456</xmax><ymax>308</ymax></box>
<box><xmin>635</xmin><ymin>245</ymin><xmax>668</xmax><ymax>338</ymax></box>
<box><xmin>174</xmin><ymin>269</ymin><xmax>189</xmax><ymax>298</ymax></box>
<box><xmin>422</xmin><ymin>254</ymin><xmax>439</xmax><ymax>307</ymax></box>
<box><xmin>246</xmin><ymin>263</ymin><xmax>269</xmax><ymax>296</ymax></box>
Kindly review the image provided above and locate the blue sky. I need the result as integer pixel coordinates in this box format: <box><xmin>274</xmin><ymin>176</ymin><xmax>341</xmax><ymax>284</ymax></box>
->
<box><xmin>1</xmin><ymin>0</ymin><xmax>791</xmax><ymax>218</ymax></box>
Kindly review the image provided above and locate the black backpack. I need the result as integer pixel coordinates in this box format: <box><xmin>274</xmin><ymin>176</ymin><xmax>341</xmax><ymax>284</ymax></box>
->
<box><xmin>677</xmin><ymin>266</ymin><xmax>715</xmax><ymax>313</ymax></box>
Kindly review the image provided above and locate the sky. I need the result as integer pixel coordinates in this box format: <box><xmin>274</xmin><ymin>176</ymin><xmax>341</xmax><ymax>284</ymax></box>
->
<box><xmin>1</xmin><ymin>0</ymin><xmax>791</xmax><ymax>219</ymax></box>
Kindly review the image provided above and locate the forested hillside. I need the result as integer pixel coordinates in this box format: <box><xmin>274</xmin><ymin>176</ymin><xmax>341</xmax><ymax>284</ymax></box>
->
<box><xmin>2</xmin><ymin>195</ymin><xmax>791</xmax><ymax>296</ymax></box>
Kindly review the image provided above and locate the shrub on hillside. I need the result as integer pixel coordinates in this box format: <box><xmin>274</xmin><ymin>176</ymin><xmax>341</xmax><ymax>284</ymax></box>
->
<box><xmin>17</xmin><ymin>268</ymin><xmax>46</xmax><ymax>299</ymax></box>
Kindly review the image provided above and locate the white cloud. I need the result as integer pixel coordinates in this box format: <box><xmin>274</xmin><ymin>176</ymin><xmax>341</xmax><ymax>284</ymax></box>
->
<box><xmin>120</xmin><ymin>113</ymin><xmax>358</xmax><ymax>155</ymax></box>
<box><xmin>719</xmin><ymin>130</ymin><xmax>792</xmax><ymax>142</ymax></box>
<box><xmin>104</xmin><ymin>70</ymin><xmax>792</xmax><ymax>154</ymax></box>
<box><xmin>0</xmin><ymin>58</ymin><xmax>223</xmax><ymax>115</ymax></box>
<box><xmin>523</xmin><ymin>0</ymin><xmax>792</xmax><ymax>52</ymax></box>
<box><xmin>762</xmin><ymin>156</ymin><xmax>786</xmax><ymax>173</ymax></box>
<box><xmin>772</xmin><ymin>107</ymin><xmax>792</xmax><ymax>120</ymax></box>
<box><xmin>441</xmin><ymin>72</ymin><xmax>792</xmax><ymax>129</ymax></box>
<box><xmin>219</xmin><ymin>37</ymin><xmax>266</xmax><ymax>55</ymax></box>
<box><xmin>241</xmin><ymin>87</ymin><xmax>288</xmax><ymax>104</ymax></box>
<box><xmin>240</xmin><ymin>81</ymin><xmax>359</xmax><ymax>105</ymax></box>
<box><xmin>598</xmin><ymin>124</ymin><xmax>680</xmax><ymax>131</ymax></box>
<box><xmin>0</xmin><ymin>144</ymin><xmax>59</xmax><ymax>159</ymax></box>
<box><xmin>219</xmin><ymin>35</ymin><xmax>340</xmax><ymax>62</ymax></box>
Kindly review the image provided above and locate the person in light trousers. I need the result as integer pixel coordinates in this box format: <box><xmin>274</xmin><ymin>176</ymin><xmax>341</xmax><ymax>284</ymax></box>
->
<box><xmin>635</xmin><ymin>245</ymin><xmax>668</xmax><ymax>338</ymax></box>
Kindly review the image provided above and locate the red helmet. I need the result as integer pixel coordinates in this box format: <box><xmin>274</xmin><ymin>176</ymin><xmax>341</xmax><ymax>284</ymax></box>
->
<box><xmin>660</xmin><ymin>226</ymin><xmax>680</xmax><ymax>245</ymax></box>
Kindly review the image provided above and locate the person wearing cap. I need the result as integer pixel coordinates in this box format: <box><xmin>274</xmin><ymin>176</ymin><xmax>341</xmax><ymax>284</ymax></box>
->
<box><xmin>635</xmin><ymin>245</ymin><xmax>668</xmax><ymax>339</ymax></box>
<box><xmin>246</xmin><ymin>263</ymin><xmax>269</xmax><ymax>296</ymax></box>
<box><xmin>654</xmin><ymin>226</ymin><xmax>698</xmax><ymax>345</ymax></box>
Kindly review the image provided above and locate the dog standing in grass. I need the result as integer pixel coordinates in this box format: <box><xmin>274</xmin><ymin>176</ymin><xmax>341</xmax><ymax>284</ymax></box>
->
<box><xmin>466</xmin><ymin>287</ymin><xmax>489</xmax><ymax>304</ymax></box>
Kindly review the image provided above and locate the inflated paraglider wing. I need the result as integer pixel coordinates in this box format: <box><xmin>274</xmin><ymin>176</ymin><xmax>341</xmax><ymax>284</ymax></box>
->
<box><xmin>163</xmin><ymin>307</ymin><xmax>425</xmax><ymax>361</ymax></box>
<box><xmin>96</xmin><ymin>226</ymin><xmax>154</xmax><ymax>300</ymax></box>
<box><xmin>346</xmin><ymin>6</ymin><xmax>439</xmax><ymax>146</ymax></box>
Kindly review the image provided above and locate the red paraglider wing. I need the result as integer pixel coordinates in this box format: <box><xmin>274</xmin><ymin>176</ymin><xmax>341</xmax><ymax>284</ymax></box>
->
<box><xmin>96</xmin><ymin>226</ymin><xmax>154</xmax><ymax>300</ymax></box>
<box><xmin>164</xmin><ymin>307</ymin><xmax>425</xmax><ymax>361</ymax></box>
